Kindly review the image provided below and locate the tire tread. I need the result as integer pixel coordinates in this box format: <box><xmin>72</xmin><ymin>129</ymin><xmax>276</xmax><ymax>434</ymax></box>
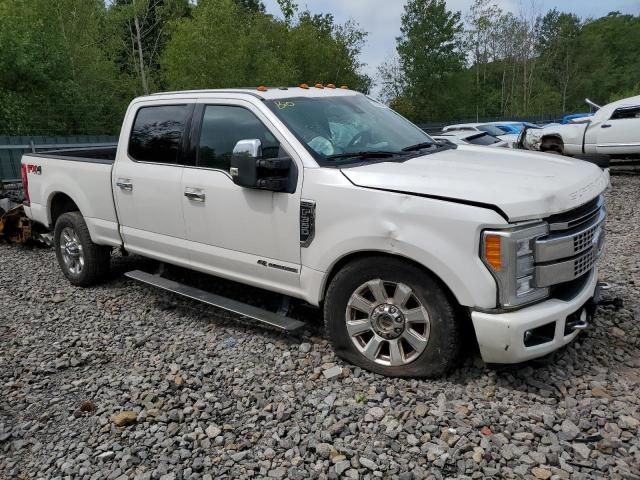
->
<box><xmin>54</xmin><ymin>211</ymin><xmax>110</xmax><ymax>287</ymax></box>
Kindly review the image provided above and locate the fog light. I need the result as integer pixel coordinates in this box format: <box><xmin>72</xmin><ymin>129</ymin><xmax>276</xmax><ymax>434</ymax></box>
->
<box><xmin>523</xmin><ymin>322</ymin><xmax>556</xmax><ymax>347</ymax></box>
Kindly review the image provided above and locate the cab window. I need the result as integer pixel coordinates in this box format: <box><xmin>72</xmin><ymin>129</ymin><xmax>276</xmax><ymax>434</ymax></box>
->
<box><xmin>610</xmin><ymin>106</ymin><xmax>640</xmax><ymax>120</ymax></box>
<box><xmin>128</xmin><ymin>105</ymin><xmax>192</xmax><ymax>163</ymax></box>
<box><xmin>197</xmin><ymin>105</ymin><xmax>282</xmax><ymax>171</ymax></box>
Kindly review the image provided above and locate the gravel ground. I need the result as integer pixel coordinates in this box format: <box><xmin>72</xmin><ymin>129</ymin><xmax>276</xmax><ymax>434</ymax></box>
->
<box><xmin>1</xmin><ymin>176</ymin><xmax>639</xmax><ymax>480</ymax></box>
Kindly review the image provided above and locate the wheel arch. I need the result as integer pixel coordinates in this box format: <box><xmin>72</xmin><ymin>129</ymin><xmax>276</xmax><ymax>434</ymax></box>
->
<box><xmin>320</xmin><ymin>250</ymin><xmax>463</xmax><ymax>309</ymax></box>
<box><xmin>48</xmin><ymin>191</ymin><xmax>82</xmax><ymax>229</ymax></box>
<box><xmin>540</xmin><ymin>134</ymin><xmax>564</xmax><ymax>153</ymax></box>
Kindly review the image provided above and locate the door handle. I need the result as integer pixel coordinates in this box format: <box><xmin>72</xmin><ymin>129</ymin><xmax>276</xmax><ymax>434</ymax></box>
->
<box><xmin>601</xmin><ymin>124</ymin><xmax>612</xmax><ymax>128</ymax></box>
<box><xmin>116</xmin><ymin>179</ymin><xmax>133</xmax><ymax>191</ymax></box>
<box><xmin>184</xmin><ymin>190</ymin><xmax>205</xmax><ymax>202</ymax></box>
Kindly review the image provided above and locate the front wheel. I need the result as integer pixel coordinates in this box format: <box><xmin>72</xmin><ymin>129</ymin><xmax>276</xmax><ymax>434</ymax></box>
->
<box><xmin>54</xmin><ymin>211</ymin><xmax>111</xmax><ymax>287</ymax></box>
<box><xmin>324</xmin><ymin>257</ymin><xmax>461</xmax><ymax>377</ymax></box>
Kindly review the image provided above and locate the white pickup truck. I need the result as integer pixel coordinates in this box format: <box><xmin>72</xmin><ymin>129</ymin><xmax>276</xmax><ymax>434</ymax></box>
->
<box><xmin>21</xmin><ymin>87</ymin><xmax>609</xmax><ymax>377</ymax></box>
<box><xmin>520</xmin><ymin>95</ymin><xmax>640</xmax><ymax>157</ymax></box>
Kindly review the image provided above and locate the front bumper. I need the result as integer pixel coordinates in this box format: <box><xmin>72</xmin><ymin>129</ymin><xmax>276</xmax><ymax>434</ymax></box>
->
<box><xmin>472</xmin><ymin>269</ymin><xmax>599</xmax><ymax>364</ymax></box>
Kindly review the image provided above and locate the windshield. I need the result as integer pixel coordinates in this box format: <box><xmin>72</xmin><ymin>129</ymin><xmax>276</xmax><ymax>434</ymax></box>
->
<box><xmin>477</xmin><ymin>124</ymin><xmax>510</xmax><ymax>136</ymax></box>
<box><xmin>266</xmin><ymin>95</ymin><xmax>436</xmax><ymax>165</ymax></box>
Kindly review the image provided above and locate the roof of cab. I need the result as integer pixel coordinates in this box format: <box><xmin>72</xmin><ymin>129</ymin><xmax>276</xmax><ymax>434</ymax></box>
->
<box><xmin>146</xmin><ymin>86</ymin><xmax>360</xmax><ymax>101</ymax></box>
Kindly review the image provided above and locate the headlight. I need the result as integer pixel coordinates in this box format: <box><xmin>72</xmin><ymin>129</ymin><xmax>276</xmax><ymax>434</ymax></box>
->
<box><xmin>481</xmin><ymin>223</ymin><xmax>549</xmax><ymax>308</ymax></box>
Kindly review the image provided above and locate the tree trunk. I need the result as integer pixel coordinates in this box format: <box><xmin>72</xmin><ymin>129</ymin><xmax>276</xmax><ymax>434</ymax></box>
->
<box><xmin>134</xmin><ymin>15</ymin><xmax>149</xmax><ymax>95</ymax></box>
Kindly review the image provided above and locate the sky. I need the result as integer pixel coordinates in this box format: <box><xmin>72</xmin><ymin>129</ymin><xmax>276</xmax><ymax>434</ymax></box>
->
<box><xmin>261</xmin><ymin>0</ymin><xmax>640</xmax><ymax>93</ymax></box>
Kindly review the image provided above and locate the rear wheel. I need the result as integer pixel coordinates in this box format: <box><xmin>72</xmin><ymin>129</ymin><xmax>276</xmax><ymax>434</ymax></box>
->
<box><xmin>324</xmin><ymin>257</ymin><xmax>461</xmax><ymax>377</ymax></box>
<box><xmin>54</xmin><ymin>211</ymin><xmax>111</xmax><ymax>286</ymax></box>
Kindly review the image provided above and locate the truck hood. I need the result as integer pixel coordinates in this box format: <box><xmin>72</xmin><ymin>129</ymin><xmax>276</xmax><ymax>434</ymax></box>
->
<box><xmin>340</xmin><ymin>145</ymin><xmax>609</xmax><ymax>221</ymax></box>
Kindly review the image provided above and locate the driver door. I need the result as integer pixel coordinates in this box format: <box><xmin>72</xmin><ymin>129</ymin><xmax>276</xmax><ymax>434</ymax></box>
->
<box><xmin>181</xmin><ymin>99</ymin><xmax>303</xmax><ymax>291</ymax></box>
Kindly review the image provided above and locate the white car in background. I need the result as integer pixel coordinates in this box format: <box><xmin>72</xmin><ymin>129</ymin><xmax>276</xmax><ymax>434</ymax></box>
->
<box><xmin>519</xmin><ymin>95</ymin><xmax>640</xmax><ymax>157</ymax></box>
<box><xmin>443</xmin><ymin>123</ymin><xmax>519</xmax><ymax>146</ymax></box>
<box><xmin>432</xmin><ymin>130</ymin><xmax>509</xmax><ymax>148</ymax></box>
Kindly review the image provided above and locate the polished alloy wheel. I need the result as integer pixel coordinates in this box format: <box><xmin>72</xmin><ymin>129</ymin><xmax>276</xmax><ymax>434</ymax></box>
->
<box><xmin>345</xmin><ymin>279</ymin><xmax>430</xmax><ymax>366</ymax></box>
<box><xmin>59</xmin><ymin>227</ymin><xmax>85</xmax><ymax>275</ymax></box>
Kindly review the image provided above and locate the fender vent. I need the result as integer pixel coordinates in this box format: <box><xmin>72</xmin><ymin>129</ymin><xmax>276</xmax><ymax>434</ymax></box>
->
<box><xmin>300</xmin><ymin>200</ymin><xmax>316</xmax><ymax>247</ymax></box>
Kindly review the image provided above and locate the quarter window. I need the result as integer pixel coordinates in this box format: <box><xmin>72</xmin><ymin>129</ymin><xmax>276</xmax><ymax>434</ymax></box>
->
<box><xmin>198</xmin><ymin>105</ymin><xmax>281</xmax><ymax>171</ymax></box>
<box><xmin>128</xmin><ymin>105</ymin><xmax>192</xmax><ymax>164</ymax></box>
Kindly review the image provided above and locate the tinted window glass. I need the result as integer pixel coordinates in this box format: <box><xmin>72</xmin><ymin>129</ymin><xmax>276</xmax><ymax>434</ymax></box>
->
<box><xmin>478</xmin><ymin>125</ymin><xmax>509</xmax><ymax>136</ymax></box>
<box><xmin>467</xmin><ymin>133</ymin><xmax>502</xmax><ymax>145</ymax></box>
<box><xmin>128</xmin><ymin>105</ymin><xmax>191</xmax><ymax>163</ymax></box>
<box><xmin>198</xmin><ymin>106</ymin><xmax>281</xmax><ymax>171</ymax></box>
<box><xmin>611</xmin><ymin>106</ymin><xmax>640</xmax><ymax>120</ymax></box>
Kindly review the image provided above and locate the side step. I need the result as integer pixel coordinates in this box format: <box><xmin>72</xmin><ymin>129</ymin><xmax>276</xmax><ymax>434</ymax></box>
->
<box><xmin>125</xmin><ymin>270</ymin><xmax>306</xmax><ymax>333</ymax></box>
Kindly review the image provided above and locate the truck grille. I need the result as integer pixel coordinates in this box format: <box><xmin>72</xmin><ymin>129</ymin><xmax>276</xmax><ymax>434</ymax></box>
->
<box><xmin>574</xmin><ymin>249</ymin><xmax>596</xmax><ymax>277</ymax></box>
<box><xmin>574</xmin><ymin>228</ymin><xmax>596</xmax><ymax>252</ymax></box>
<box><xmin>534</xmin><ymin>195</ymin><xmax>605</xmax><ymax>288</ymax></box>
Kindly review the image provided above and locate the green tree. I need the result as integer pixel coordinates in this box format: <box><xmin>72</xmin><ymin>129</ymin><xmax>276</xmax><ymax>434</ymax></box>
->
<box><xmin>0</xmin><ymin>0</ymin><xmax>126</xmax><ymax>134</ymax></box>
<box><xmin>106</xmin><ymin>0</ymin><xmax>191</xmax><ymax>95</ymax></box>
<box><xmin>537</xmin><ymin>9</ymin><xmax>581</xmax><ymax>112</ymax></box>
<box><xmin>395</xmin><ymin>0</ymin><xmax>465</xmax><ymax>120</ymax></box>
<box><xmin>161</xmin><ymin>0</ymin><xmax>371</xmax><ymax>92</ymax></box>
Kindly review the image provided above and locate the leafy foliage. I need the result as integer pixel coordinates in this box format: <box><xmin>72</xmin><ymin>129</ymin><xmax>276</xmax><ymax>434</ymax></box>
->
<box><xmin>161</xmin><ymin>0</ymin><xmax>371</xmax><ymax>92</ymax></box>
<box><xmin>0</xmin><ymin>0</ymin><xmax>637</xmax><ymax>133</ymax></box>
<box><xmin>0</xmin><ymin>0</ymin><xmax>370</xmax><ymax>135</ymax></box>
<box><xmin>380</xmin><ymin>0</ymin><xmax>640</xmax><ymax>122</ymax></box>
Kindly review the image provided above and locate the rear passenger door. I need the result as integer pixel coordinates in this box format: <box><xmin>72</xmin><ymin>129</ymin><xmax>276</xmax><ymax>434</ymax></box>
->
<box><xmin>597</xmin><ymin>105</ymin><xmax>640</xmax><ymax>154</ymax></box>
<box><xmin>180</xmin><ymin>99</ymin><xmax>302</xmax><ymax>291</ymax></box>
<box><xmin>113</xmin><ymin>101</ymin><xmax>194</xmax><ymax>265</ymax></box>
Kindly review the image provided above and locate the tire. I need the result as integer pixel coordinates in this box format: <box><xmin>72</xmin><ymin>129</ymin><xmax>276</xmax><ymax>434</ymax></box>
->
<box><xmin>541</xmin><ymin>138</ymin><xmax>563</xmax><ymax>155</ymax></box>
<box><xmin>324</xmin><ymin>257</ymin><xmax>461</xmax><ymax>378</ymax></box>
<box><xmin>54</xmin><ymin>211</ymin><xmax>111</xmax><ymax>287</ymax></box>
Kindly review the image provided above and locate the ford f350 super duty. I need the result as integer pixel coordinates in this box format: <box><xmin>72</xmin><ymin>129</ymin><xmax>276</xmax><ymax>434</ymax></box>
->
<box><xmin>21</xmin><ymin>87</ymin><xmax>609</xmax><ymax>377</ymax></box>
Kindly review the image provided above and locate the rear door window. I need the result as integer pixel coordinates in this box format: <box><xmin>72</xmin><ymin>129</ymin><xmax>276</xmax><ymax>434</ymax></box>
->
<box><xmin>128</xmin><ymin>105</ymin><xmax>192</xmax><ymax>164</ymax></box>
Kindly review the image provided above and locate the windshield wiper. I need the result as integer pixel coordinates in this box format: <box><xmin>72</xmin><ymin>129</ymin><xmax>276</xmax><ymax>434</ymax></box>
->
<box><xmin>326</xmin><ymin>150</ymin><xmax>403</xmax><ymax>161</ymax></box>
<box><xmin>401</xmin><ymin>142</ymin><xmax>435</xmax><ymax>152</ymax></box>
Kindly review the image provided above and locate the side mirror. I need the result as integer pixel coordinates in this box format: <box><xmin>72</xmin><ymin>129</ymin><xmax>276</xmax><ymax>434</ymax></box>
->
<box><xmin>230</xmin><ymin>139</ymin><xmax>293</xmax><ymax>192</ymax></box>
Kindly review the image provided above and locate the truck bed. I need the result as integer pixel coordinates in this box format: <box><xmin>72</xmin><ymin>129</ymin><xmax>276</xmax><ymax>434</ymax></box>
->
<box><xmin>21</xmin><ymin>149</ymin><xmax>122</xmax><ymax>247</ymax></box>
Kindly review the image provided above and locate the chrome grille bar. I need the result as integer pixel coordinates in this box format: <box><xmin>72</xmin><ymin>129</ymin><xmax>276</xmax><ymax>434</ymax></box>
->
<box><xmin>535</xmin><ymin>208</ymin><xmax>606</xmax><ymax>262</ymax></box>
<box><xmin>534</xmin><ymin>195</ymin><xmax>606</xmax><ymax>288</ymax></box>
<box><xmin>547</xmin><ymin>195</ymin><xmax>604</xmax><ymax>231</ymax></box>
<box><xmin>535</xmin><ymin>248</ymin><xmax>598</xmax><ymax>287</ymax></box>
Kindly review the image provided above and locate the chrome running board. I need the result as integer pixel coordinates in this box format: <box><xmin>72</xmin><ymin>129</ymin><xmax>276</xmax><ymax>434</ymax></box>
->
<box><xmin>125</xmin><ymin>270</ymin><xmax>305</xmax><ymax>333</ymax></box>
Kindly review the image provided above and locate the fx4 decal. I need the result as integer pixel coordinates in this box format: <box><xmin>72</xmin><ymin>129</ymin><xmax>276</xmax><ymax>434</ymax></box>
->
<box><xmin>24</xmin><ymin>164</ymin><xmax>42</xmax><ymax>175</ymax></box>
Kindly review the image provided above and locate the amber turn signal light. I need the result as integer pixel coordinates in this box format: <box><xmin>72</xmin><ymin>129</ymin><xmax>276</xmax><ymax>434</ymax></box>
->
<box><xmin>484</xmin><ymin>234</ymin><xmax>502</xmax><ymax>271</ymax></box>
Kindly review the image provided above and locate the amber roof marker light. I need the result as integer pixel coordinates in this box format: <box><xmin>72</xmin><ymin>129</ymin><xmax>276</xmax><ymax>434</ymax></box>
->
<box><xmin>340</xmin><ymin>85</ymin><xmax>349</xmax><ymax>89</ymax></box>
<box><xmin>256</xmin><ymin>85</ymin><xmax>268</xmax><ymax>92</ymax></box>
<box><xmin>326</xmin><ymin>83</ymin><xmax>336</xmax><ymax>89</ymax></box>
<box><xmin>315</xmin><ymin>83</ymin><xmax>325</xmax><ymax>89</ymax></box>
<box><xmin>299</xmin><ymin>83</ymin><xmax>310</xmax><ymax>89</ymax></box>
